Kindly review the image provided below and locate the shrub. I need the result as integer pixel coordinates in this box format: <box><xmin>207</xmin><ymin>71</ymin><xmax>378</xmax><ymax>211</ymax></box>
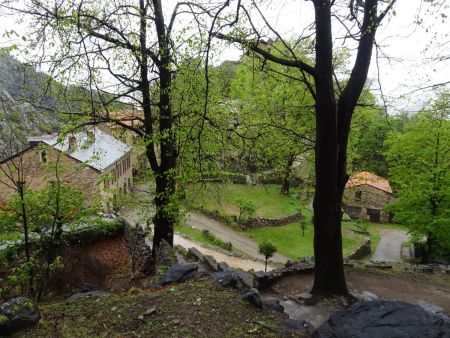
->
<box><xmin>258</xmin><ymin>241</ymin><xmax>277</xmax><ymax>272</ymax></box>
<box><xmin>234</xmin><ymin>198</ymin><xmax>256</xmax><ymax>220</ymax></box>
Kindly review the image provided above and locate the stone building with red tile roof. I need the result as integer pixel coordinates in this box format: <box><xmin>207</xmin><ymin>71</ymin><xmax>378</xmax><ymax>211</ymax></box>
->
<box><xmin>343</xmin><ymin>171</ymin><xmax>394</xmax><ymax>223</ymax></box>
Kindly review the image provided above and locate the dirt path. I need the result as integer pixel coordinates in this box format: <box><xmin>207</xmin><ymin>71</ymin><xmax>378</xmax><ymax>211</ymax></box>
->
<box><xmin>372</xmin><ymin>230</ymin><xmax>410</xmax><ymax>262</ymax></box>
<box><xmin>122</xmin><ymin>208</ymin><xmax>279</xmax><ymax>272</ymax></box>
<box><xmin>263</xmin><ymin>269</ymin><xmax>450</xmax><ymax>326</ymax></box>
<box><xmin>185</xmin><ymin>213</ymin><xmax>289</xmax><ymax>265</ymax></box>
<box><xmin>175</xmin><ymin>235</ymin><xmax>277</xmax><ymax>271</ymax></box>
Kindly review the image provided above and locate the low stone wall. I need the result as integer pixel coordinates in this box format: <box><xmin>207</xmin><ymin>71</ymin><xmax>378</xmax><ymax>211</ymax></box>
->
<box><xmin>242</xmin><ymin>212</ymin><xmax>302</xmax><ymax>229</ymax></box>
<box><xmin>254</xmin><ymin>259</ymin><xmax>315</xmax><ymax>290</ymax></box>
<box><xmin>123</xmin><ymin>222</ymin><xmax>153</xmax><ymax>275</ymax></box>
<box><xmin>347</xmin><ymin>238</ymin><xmax>371</xmax><ymax>260</ymax></box>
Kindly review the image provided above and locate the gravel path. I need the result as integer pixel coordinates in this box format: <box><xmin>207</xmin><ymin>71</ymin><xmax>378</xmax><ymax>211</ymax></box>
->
<box><xmin>122</xmin><ymin>207</ymin><xmax>282</xmax><ymax>271</ymax></box>
<box><xmin>185</xmin><ymin>213</ymin><xmax>289</xmax><ymax>265</ymax></box>
<box><xmin>371</xmin><ymin>230</ymin><xmax>410</xmax><ymax>262</ymax></box>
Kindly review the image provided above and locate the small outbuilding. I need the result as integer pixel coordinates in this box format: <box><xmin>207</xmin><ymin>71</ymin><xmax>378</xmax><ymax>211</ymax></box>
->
<box><xmin>343</xmin><ymin>171</ymin><xmax>394</xmax><ymax>223</ymax></box>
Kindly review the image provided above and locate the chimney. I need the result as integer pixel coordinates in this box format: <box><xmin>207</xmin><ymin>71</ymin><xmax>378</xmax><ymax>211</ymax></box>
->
<box><xmin>68</xmin><ymin>135</ymin><xmax>77</xmax><ymax>152</ymax></box>
<box><xmin>86</xmin><ymin>130</ymin><xmax>95</xmax><ymax>144</ymax></box>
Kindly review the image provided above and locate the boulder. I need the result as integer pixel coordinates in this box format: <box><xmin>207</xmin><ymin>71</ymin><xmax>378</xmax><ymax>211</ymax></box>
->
<box><xmin>212</xmin><ymin>270</ymin><xmax>253</xmax><ymax>292</ymax></box>
<box><xmin>240</xmin><ymin>288</ymin><xmax>263</xmax><ymax>309</ymax></box>
<box><xmin>313</xmin><ymin>300</ymin><xmax>450</xmax><ymax>338</ymax></box>
<box><xmin>284</xmin><ymin>318</ymin><xmax>315</xmax><ymax>334</ymax></box>
<box><xmin>0</xmin><ymin>297</ymin><xmax>40</xmax><ymax>334</ymax></box>
<box><xmin>156</xmin><ymin>240</ymin><xmax>177</xmax><ymax>267</ymax></box>
<box><xmin>161</xmin><ymin>263</ymin><xmax>198</xmax><ymax>285</ymax></box>
<box><xmin>263</xmin><ymin>298</ymin><xmax>284</xmax><ymax>312</ymax></box>
<box><xmin>418</xmin><ymin>300</ymin><xmax>449</xmax><ymax>320</ymax></box>
<box><xmin>361</xmin><ymin>291</ymin><xmax>378</xmax><ymax>301</ymax></box>
<box><xmin>188</xmin><ymin>247</ymin><xmax>205</xmax><ymax>262</ymax></box>
<box><xmin>203</xmin><ymin>255</ymin><xmax>218</xmax><ymax>272</ymax></box>
<box><xmin>217</xmin><ymin>261</ymin><xmax>231</xmax><ymax>272</ymax></box>
<box><xmin>69</xmin><ymin>291</ymin><xmax>112</xmax><ymax>300</ymax></box>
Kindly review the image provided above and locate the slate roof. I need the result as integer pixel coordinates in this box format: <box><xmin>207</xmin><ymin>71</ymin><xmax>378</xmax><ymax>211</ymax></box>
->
<box><xmin>346</xmin><ymin>171</ymin><xmax>393</xmax><ymax>194</ymax></box>
<box><xmin>28</xmin><ymin>128</ymin><xmax>131</xmax><ymax>172</ymax></box>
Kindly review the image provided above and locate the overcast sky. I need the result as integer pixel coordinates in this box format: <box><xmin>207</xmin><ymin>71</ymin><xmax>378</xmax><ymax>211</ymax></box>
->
<box><xmin>0</xmin><ymin>0</ymin><xmax>449</xmax><ymax>114</ymax></box>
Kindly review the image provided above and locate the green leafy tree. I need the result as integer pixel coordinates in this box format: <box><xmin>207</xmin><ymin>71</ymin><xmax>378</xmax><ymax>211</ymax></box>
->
<box><xmin>229</xmin><ymin>51</ymin><xmax>315</xmax><ymax>195</ymax></box>
<box><xmin>234</xmin><ymin>198</ymin><xmax>256</xmax><ymax>220</ymax></box>
<box><xmin>386</xmin><ymin>91</ymin><xmax>450</xmax><ymax>261</ymax></box>
<box><xmin>258</xmin><ymin>240</ymin><xmax>277</xmax><ymax>272</ymax></box>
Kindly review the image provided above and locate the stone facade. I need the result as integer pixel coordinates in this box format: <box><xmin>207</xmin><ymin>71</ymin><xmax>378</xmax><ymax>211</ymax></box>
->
<box><xmin>343</xmin><ymin>184</ymin><xmax>394</xmax><ymax>223</ymax></box>
<box><xmin>0</xmin><ymin>143</ymin><xmax>133</xmax><ymax>212</ymax></box>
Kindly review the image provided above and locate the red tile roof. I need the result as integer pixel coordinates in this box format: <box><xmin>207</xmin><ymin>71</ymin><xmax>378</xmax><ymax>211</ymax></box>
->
<box><xmin>346</xmin><ymin>171</ymin><xmax>393</xmax><ymax>194</ymax></box>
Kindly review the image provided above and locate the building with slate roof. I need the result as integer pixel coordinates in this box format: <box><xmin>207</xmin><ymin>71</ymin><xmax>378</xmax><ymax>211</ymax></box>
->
<box><xmin>0</xmin><ymin>127</ymin><xmax>133</xmax><ymax>212</ymax></box>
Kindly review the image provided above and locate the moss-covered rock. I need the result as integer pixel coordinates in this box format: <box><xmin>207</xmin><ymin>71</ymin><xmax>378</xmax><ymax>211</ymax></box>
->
<box><xmin>0</xmin><ymin>297</ymin><xmax>40</xmax><ymax>335</ymax></box>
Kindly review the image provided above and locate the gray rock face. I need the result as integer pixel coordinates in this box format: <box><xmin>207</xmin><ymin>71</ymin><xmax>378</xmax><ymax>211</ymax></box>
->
<box><xmin>212</xmin><ymin>270</ymin><xmax>253</xmax><ymax>291</ymax></box>
<box><xmin>263</xmin><ymin>298</ymin><xmax>284</xmax><ymax>312</ymax></box>
<box><xmin>69</xmin><ymin>291</ymin><xmax>112</xmax><ymax>300</ymax></box>
<box><xmin>157</xmin><ymin>240</ymin><xmax>178</xmax><ymax>267</ymax></box>
<box><xmin>240</xmin><ymin>288</ymin><xmax>263</xmax><ymax>309</ymax></box>
<box><xmin>161</xmin><ymin>263</ymin><xmax>198</xmax><ymax>285</ymax></box>
<box><xmin>284</xmin><ymin>318</ymin><xmax>315</xmax><ymax>334</ymax></box>
<box><xmin>313</xmin><ymin>300</ymin><xmax>450</xmax><ymax>338</ymax></box>
<box><xmin>0</xmin><ymin>297</ymin><xmax>40</xmax><ymax>334</ymax></box>
<box><xmin>217</xmin><ymin>261</ymin><xmax>231</xmax><ymax>272</ymax></box>
<box><xmin>418</xmin><ymin>300</ymin><xmax>449</xmax><ymax>320</ymax></box>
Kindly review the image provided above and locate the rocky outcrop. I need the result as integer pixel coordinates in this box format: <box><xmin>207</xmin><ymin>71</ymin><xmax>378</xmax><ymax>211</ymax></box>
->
<box><xmin>313</xmin><ymin>300</ymin><xmax>450</xmax><ymax>338</ymax></box>
<box><xmin>347</xmin><ymin>238</ymin><xmax>371</xmax><ymax>260</ymax></box>
<box><xmin>0</xmin><ymin>297</ymin><xmax>40</xmax><ymax>335</ymax></box>
<box><xmin>212</xmin><ymin>270</ymin><xmax>254</xmax><ymax>292</ymax></box>
<box><xmin>240</xmin><ymin>288</ymin><xmax>263</xmax><ymax>308</ymax></box>
<box><xmin>161</xmin><ymin>263</ymin><xmax>199</xmax><ymax>285</ymax></box>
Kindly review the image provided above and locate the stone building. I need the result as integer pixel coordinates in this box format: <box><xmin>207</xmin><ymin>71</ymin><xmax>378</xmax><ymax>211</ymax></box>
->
<box><xmin>0</xmin><ymin>127</ymin><xmax>133</xmax><ymax>212</ymax></box>
<box><xmin>343</xmin><ymin>171</ymin><xmax>394</xmax><ymax>223</ymax></box>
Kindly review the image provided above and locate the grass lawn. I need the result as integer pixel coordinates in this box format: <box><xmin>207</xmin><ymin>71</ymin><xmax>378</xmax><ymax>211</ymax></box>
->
<box><xmin>186</xmin><ymin>183</ymin><xmax>300</xmax><ymax>218</ymax></box>
<box><xmin>175</xmin><ymin>225</ymin><xmax>232</xmax><ymax>251</ymax></box>
<box><xmin>245</xmin><ymin>207</ymin><xmax>366</xmax><ymax>259</ymax></box>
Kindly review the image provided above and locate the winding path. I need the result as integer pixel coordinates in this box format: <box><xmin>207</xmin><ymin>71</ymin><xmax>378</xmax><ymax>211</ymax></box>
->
<box><xmin>185</xmin><ymin>213</ymin><xmax>289</xmax><ymax>265</ymax></box>
<box><xmin>371</xmin><ymin>230</ymin><xmax>410</xmax><ymax>262</ymax></box>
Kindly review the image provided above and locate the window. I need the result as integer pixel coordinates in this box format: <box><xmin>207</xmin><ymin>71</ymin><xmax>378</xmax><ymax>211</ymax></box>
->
<box><xmin>39</xmin><ymin>150</ymin><xmax>47</xmax><ymax>163</ymax></box>
<box><xmin>355</xmin><ymin>191</ymin><xmax>362</xmax><ymax>200</ymax></box>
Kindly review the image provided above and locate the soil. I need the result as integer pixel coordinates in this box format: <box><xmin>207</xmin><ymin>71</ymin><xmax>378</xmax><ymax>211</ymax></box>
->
<box><xmin>47</xmin><ymin>235</ymin><xmax>132</xmax><ymax>294</ymax></box>
<box><xmin>262</xmin><ymin>267</ymin><xmax>450</xmax><ymax>313</ymax></box>
<box><xmin>17</xmin><ymin>278</ymin><xmax>307</xmax><ymax>338</ymax></box>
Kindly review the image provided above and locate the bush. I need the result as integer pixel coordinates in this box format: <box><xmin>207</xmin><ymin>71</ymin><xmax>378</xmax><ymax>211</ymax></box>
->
<box><xmin>234</xmin><ymin>198</ymin><xmax>256</xmax><ymax>220</ymax></box>
<box><xmin>258</xmin><ymin>241</ymin><xmax>277</xmax><ymax>272</ymax></box>
<box><xmin>201</xmin><ymin>229</ymin><xmax>233</xmax><ymax>251</ymax></box>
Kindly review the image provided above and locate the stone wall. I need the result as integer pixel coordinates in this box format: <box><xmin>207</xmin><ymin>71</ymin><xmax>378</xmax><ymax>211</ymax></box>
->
<box><xmin>343</xmin><ymin>184</ymin><xmax>394</xmax><ymax>223</ymax></box>
<box><xmin>0</xmin><ymin>145</ymin><xmax>101</xmax><ymax>207</ymax></box>
<box><xmin>123</xmin><ymin>222</ymin><xmax>153</xmax><ymax>275</ymax></box>
<box><xmin>242</xmin><ymin>212</ymin><xmax>302</xmax><ymax>229</ymax></box>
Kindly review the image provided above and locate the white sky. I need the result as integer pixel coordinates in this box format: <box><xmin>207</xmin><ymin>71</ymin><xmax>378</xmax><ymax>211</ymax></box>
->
<box><xmin>0</xmin><ymin>0</ymin><xmax>449</xmax><ymax>114</ymax></box>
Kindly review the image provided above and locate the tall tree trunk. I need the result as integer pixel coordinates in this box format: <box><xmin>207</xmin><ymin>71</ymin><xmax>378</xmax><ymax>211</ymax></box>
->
<box><xmin>311</xmin><ymin>1</ymin><xmax>348</xmax><ymax>297</ymax></box>
<box><xmin>151</xmin><ymin>0</ymin><xmax>178</xmax><ymax>254</ymax></box>
<box><xmin>280</xmin><ymin>154</ymin><xmax>295</xmax><ymax>195</ymax></box>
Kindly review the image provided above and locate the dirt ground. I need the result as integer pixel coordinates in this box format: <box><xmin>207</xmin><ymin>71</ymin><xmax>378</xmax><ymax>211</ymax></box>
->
<box><xmin>262</xmin><ymin>267</ymin><xmax>450</xmax><ymax>313</ymax></box>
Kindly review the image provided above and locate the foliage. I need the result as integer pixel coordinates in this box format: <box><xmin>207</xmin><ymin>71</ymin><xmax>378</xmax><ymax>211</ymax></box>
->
<box><xmin>247</xmin><ymin>206</ymin><xmax>364</xmax><ymax>259</ymax></box>
<box><xmin>258</xmin><ymin>240</ymin><xmax>277</xmax><ymax>272</ymax></box>
<box><xmin>228</xmin><ymin>50</ymin><xmax>315</xmax><ymax>193</ymax></box>
<box><xmin>386</xmin><ymin>91</ymin><xmax>450</xmax><ymax>260</ymax></box>
<box><xmin>201</xmin><ymin>229</ymin><xmax>233</xmax><ymax>251</ymax></box>
<box><xmin>234</xmin><ymin>198</ymin><xmax>256</xmax><ymax>220</ymax></box>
